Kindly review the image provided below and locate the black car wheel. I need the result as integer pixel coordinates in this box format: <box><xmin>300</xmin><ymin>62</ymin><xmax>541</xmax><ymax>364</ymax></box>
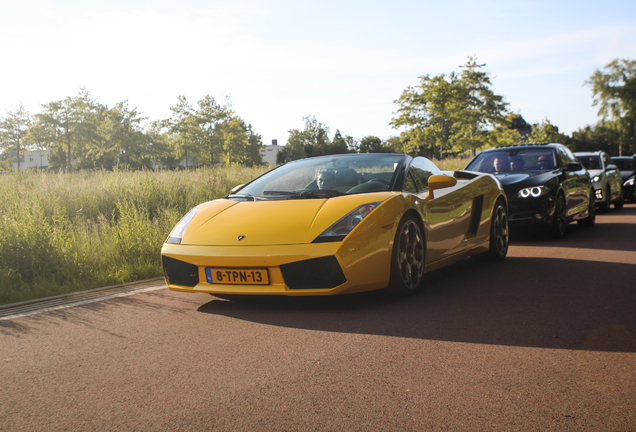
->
<box><xmin>614</xmin><ymin>188</ymin><xmax>624</xmax><ymax>209</ymax></box>
<box><xmin>550</xmin><ymin>193</ymin><xmax>567</xmax><ymax>239</ymax></box>
<box><xmin>600</xmin><ymin>186</ymin><xmax>611</xmax><ymax>212</ymax></box>
<box><xmin>578</xmin><ymin>192</ymin><xmax>596</xmax><ymax>227</ymax></box>
<box><xmin>472</xmin><ymin>199</ymin><xmax>508</xmax><ymax>261</ymax></box>
<box><xmin>389</xmin><ymin>214</ymin><xmax>425</xmax><ymax>296</ymax></box>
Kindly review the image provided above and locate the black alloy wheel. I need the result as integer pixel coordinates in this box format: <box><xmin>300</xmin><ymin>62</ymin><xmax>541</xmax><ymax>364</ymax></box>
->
<box><xmin>601</xmin><ymin>186</ymin><xmax>612</xmax><ymax>212</ymax></box>
<box><xmin>472</xmin><ymin>199</ymin><xmax>509</xmax><ymax>262</ymax></box>
<box><xmin>389</xmin><ymin>214</ymin><xmax>425</xmax><ymax>296</ymax></box>
<box><xmin>550</xmin><ymin>193</ymin><xmax>567</xmax><ymax>239</ymax></box>
<box><xmin>614</xmin><ymin>188</ymin><xmax>624</xmax><ymax>209</ymax></box>
<box><xmin>578</xmin><ymin>192</ymin><xmax>596</xmax><ymax>227</ymax></box>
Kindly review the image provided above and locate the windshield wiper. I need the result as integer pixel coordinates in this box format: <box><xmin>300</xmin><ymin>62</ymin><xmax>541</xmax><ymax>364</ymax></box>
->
<box><xmin>227</xmin><ymin>194</ymin><xmax>264</xmax><ymax>201</ymax></box>
<box><xmin>262</xmin><ymin>190</ymin><xmax>344</xmax><ymax>199</ymax></box>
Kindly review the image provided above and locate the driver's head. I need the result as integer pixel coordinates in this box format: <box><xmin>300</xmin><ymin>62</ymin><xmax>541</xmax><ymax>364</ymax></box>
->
<box><xmin>317</xmin><ymin>169</ymin><xmax>336</xmax><ymax>190</ymax></box>
<box><xmin>537</xmin><ymin>155</ymin><xmax>550</xmax><ymax>167</ymax></box>
<box><xmin>493</xmin><ymin>157</ymin><xmax>509</xmax><ymax>172</ymax></box>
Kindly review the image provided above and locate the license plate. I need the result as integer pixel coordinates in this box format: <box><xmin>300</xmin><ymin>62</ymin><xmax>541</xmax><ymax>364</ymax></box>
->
<box><xmin>205</xmin><ymin>268</ymin><xmax>270</xmax><ymax>285</ymax></box>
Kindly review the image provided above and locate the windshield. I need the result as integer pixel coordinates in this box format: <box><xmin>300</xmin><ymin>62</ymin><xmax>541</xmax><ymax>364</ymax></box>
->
<box><xmin>578</xmin><ymin>156</ymin><xmax>601</xmax><ymax>170</ymax></box>
<box><xmin>466</xmin><ymin>148</ymin><xmax>557</xmax><ymax>173</ymax></box>
<box><xmin>233</xmin><ymin>154</ymin><xmax>406</xmax><ymax>199</ymax></box>
<box><xmin>613</xmin><ymin>159</ymin><xmax>634</xmax><ymax>171</ymax></box>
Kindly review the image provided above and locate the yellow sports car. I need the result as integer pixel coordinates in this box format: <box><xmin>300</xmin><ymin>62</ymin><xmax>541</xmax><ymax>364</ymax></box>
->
<box><xmin>161</xmin><ymin>153</ymin><xmax>508</xmax><ymax>297</ymax></box>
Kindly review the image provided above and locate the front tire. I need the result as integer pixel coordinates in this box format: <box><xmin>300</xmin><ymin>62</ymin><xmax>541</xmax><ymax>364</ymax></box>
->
<box><xmin>578</xmin><ymin>192</ymin><xmax>596</xmax><ymax>227</ymax></box>
<box><xmin>388</xmin><ymin>214</ymin><xmax>425</xmax><ymax>296</ymax></box>
<box><xmin>600</xmin><ymin>186</ymin><xmax>611</xmax><ymax>212</ymax></box>
<box><xmin>550</xmin><ymin>193</ymin><xmax>567</xmax><ymax>239</ymax></box>
<box><xmin>614</xmin><ymin>188</ymin><xmax>624</xmax><ymax>209</ymax></box>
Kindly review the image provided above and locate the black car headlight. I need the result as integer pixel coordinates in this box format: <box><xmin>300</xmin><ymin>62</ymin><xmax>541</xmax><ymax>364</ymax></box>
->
<box><xmin>624</xmin><ymin>178</ymin><xmax>634</xmax><ymax>187</ymax></box>
<box><xmin>314</xmin><ymin>202</ymin><xmax>381</xmax><ymax>242</ymax></box>
<box><xmin>166</xmin><ymin>208</ymin><xmax>199</xmax><ymax>244</ymax></box>
<box><xmin>517</xmin><ymin>185</ymin><xmax>549</xmax><ymax>198</ymax></box>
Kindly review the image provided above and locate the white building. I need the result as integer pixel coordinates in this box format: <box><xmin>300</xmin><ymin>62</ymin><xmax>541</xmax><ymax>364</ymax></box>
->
<box><xmin>8</xmin><ymin>150</ymin><xmax>49</xmax><ymax>170</ymax></box>
<box><xmin>260</xmin><ymin>139</ymin><xmax>280</xmax><ymax>165</ymax></box>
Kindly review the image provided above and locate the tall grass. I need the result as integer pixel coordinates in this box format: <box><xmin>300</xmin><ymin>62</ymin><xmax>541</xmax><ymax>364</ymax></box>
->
<box><xmin>0</xmin><ymin>165</ymin><xmax>269</xmax><ymax>305</ymax></box>
<box><xmin>0</xmin><ymin>157</ymin><xmax>467</xmax><ymax>305</ymax></box>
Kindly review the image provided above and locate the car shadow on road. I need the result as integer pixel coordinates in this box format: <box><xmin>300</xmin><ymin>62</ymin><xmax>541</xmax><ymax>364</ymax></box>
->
<box><xmin>510</xmin><ymin>204</ymin><xmax>636</xmax><ymax>252</ymax></box>
<box><xmin>197</xmin><ymin>256</ymin><xmax>636</xmax><ymax>353</ymax></box>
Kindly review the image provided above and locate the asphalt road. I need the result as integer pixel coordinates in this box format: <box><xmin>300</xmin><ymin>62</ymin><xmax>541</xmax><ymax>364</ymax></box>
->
<box><xmin>1</xmin><ymin>204</ymin><xmax>635</xmax><ymax>431</ymax></box>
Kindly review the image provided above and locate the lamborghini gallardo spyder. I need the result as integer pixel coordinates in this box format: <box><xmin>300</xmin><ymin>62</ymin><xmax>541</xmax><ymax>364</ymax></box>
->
<box><xmin>161</xmin><ymin>153</ymin><xmax>509</xmax><ymax>297</ymax></box>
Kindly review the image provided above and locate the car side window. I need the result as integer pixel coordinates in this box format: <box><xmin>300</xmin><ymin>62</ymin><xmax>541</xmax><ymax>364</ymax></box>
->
<box><xmin>557</xmin><ymin>147</ymin><xmax>570</xmax><ymax>168</ymax></box>
<box><xmin>562</xmin><ymin>147</ymin><xmax>578</xmax><ymax>164</ymax></box>
<box><xmin>602</xmin><ymin>153</ymin><xmax>612</xmax><ymax>169</ymax></box>
<box><xmin>409</xmin><ymin>157</ymin><xmax>441</xmax><ymax>192</ymax></box>
<box><xmin>403</xmin><ymin>172</ymin><xmax>418</xmax><ymax>193</ymax></box>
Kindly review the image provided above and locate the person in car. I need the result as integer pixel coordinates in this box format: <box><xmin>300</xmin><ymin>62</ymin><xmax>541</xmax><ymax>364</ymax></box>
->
<box><xmin>493</xmin><ymin>157</ymin><xmax>510</xmax><ymax>172</ymax></box>
<box><xmin>510</xmin><ymin>157</ymin><xmax>525</xmax><ymax>170</ymax></box>
<box><xmin>317</xmin><ymin>169</ymin><xmax>336</xmax><ymax>190</ymax></box>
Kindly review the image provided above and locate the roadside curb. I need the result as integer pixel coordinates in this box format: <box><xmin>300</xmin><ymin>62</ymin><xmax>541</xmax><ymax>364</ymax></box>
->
<box><xmin>0</xmin><ymin>277</ymin><xmax>166</xmax><ymax>320</ymax></box>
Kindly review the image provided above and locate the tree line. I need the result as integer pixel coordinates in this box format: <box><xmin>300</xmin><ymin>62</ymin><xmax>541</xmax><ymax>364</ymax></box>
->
<box><xmin>0</xmin><ymin>91</ymin><xmax>264</xmax><ymax>172</ymax></box>
<box><xmin>1</xmin><ymin>57</ymin><xmax>635</xmax><ymax>171</ymax></box>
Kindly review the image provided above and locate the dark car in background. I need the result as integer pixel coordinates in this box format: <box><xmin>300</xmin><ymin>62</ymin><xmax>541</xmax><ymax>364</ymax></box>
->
<box><xmin>574</xmin><ymin>151</ymin><xmax>623</xmax><ymax>210</ymax></box>
<box><xmin>611</xmin><ymin>155</ymin><xmax>636</xmax><ymax>202</ymax></box>
<box><xmin>465</xmin><ymin>143</ymin><xmax>595</xmax><ymax>238</ymax></box>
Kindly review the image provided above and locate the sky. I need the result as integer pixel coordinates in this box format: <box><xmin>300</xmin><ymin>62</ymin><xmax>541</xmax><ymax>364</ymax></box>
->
<box><xmin>1</xmin><ymin>0</ymin><xmax>636</xmax><ymax>146</ymax></box>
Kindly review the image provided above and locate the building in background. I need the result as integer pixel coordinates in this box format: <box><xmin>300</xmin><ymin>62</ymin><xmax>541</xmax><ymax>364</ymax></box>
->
<box><xmin>7</xmin><ymin>150</ymin><xmax>49</xmax><ymax>170</ymax></box>
<box><xmin>260</xmin><ymin>139</ymin><xmax>279</xmax><ymax>165</ymax></box>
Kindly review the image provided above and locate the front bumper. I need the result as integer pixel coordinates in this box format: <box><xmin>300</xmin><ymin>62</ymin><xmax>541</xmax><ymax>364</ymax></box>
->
<box><xmin>160</xmin><ymin>232</ymin><xmax>394</xmax><ymax>296</ymax></box>
<box><xmin>505</xmin><ymin>192</ymin><xmax>555</xmax><ymax>229</ymax></box>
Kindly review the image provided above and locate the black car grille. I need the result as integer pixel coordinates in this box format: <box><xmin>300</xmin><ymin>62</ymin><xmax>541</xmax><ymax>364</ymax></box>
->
<box><xmin>280</xmin><ymin>256</ymin><xmax>347</xmax><ymax>290</ymax></box>
<box><xmin>162</xmin><ymin>256</ymin><xmax>199</xmax><ymax>287</ymax></box>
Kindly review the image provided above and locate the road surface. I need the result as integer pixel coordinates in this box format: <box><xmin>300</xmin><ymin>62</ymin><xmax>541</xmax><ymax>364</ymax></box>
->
<box><xmin>1</xmin><ymin>204</ymin><xmax>635</xmax><ymax>431</ymax></box>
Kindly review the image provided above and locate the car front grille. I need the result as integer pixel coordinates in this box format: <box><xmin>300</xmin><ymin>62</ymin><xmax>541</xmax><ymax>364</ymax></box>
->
<box><xmin>280</xmin><ymin>256</ymin><xmax>347</xmax><ymax>290</ymax></box>
<box><xmin>162</xmin><ymin>256</ymin><xmax>199</xmax><ymax>287</ymax></box>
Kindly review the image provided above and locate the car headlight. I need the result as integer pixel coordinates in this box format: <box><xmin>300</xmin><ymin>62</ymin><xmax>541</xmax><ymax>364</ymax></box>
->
<box><xmin>625</xmin><ymin>178</ymin><xmax>634</xmax><ymax>187</ymax></box>
<box><xmin>592</xmin><ymin>175</ymin><xmax>601</xmax><ymax>183</ymax></box>
<box><xmin>165</xmin><ymin>208</ymin><xmax>199</xmax><ymax>244</ymax></box>
<box><xmin>316</xmin><ymin>202</ymin><xmax>381</xmax><ymax>241</ymax></box>
<box><xmin>517</xmin><ymin>185</ymin><xmax>549</xmax><ymax>198</ymax></box>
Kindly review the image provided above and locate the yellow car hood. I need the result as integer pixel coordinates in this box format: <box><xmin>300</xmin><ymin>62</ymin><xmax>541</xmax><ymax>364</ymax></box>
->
<box><xmin>181</xmin><ymin>194</ymin><xmax>393</xmax><ymax>246</ymax></box>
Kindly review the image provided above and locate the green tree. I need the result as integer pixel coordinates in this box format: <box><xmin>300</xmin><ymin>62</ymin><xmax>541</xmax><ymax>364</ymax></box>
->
<box><xmin>391</xmin><ymin>57</ymin><xmax>508</xmax><ymax>158</ymax></box>
<box><xmin>96</xmin><ymin>102</ymin><xmax>149</xmax><ymax>169</ymax></box>
<box><xmin>359</xmin><ymin>135</ymin><xmax>394</xmax><ymax>153</ymax></box>
<box><xmin>454</xmin><ymin>57</ymin><xmax>509</xmax><ymax>154</ymax></box>
<box><xmin>147</xmin><ymin>121</ymin><xmax>177</xmax><ymax>169</ymax></box>
<box><xmin>218</xmin><ymin>117</ymin><xmax>263</xmax><ymax>166</ymax></box>
<box><xmin>277</xmin><ymin>116</ymin><xmax>332</xmax><ymax>163</ymax></box>
<box><xmin>486</xmin><ymin>113</ymin><xmax>524</xmax><ymax>148</ymax></box>
<box><xmin>586</xmin><ymin>59</ymin><xmax>636</xmax><ymax>155</ymax></box>
<box><xmin>571</xmin><ymin>121</ymin><xmax>621</xmax><ymax>154</ymax></box>
<box><xmin>31</xmin><ymin>89</ymin><xmax>105</xmax><ymax>171</ymax></box>
<box><xmin>165</xmin><ymin>96</ymin><xmax>200</xmax><ymax>168</ymax></box>
<box><xmin>195</xmin><ymin>95</ymin><xmax>233</xmax><ymax>165</ymax></box>
<box><xmin>0</xmin><ymin>103</ymin><xmax>31</xmax><ymax>170</ymax></box>
<box><xmin>391</xmin><ymin>73</ymin><xmax>462</xmax><ymax>158</ymax></box>
<box><xmin>526</xmin><ymin>119</ymin><xmax>569</xmax><ymax>145</ymax></box>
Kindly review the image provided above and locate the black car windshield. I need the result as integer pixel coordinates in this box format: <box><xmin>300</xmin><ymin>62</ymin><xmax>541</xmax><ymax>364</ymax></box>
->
<box><xmin>578</xmin><ymin>156</ymin><xmax>602</xmax><ymax>170</ymax></box>
<box><xmin>466</xmin><ymin>149</ymin><xmax>557</xmax><ymax>173</ymax></box>
<box><xmin>233</xmin><ymin>154</ymin><xmax>406</xmax><ymax>200</ymax></box>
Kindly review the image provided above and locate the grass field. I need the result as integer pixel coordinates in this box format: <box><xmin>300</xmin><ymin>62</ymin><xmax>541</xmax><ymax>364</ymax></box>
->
<box><xmin>0</xmin><ymin>157</ymin><xmax>467</xmax><ymax>305</ymax></box>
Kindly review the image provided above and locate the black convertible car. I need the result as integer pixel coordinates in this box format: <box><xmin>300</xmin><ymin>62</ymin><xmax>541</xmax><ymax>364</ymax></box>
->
<box><xmin>464</xmin><ymin>143</ymin><xmax>595</xmax><ymax>238</ymax></box>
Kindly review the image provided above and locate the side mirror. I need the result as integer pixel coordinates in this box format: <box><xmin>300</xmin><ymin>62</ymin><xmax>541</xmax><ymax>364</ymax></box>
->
<box><xmin>606</xmin><ymin>164</ymin><xmax>618</xmax><ymax>171</ymax></box>
<box><xmin>230</xmin><ymin>184</ymin><xmax>244</xmax><ymax>194</ymax></box>
<box><xmin>566</xmin><ymin>162</ymin><xmax>582</xmax><ymax>171</ymax></box>
<box><xmin>425</xmin><ymin>174</ymin><xmax>458</xmax><ymax>201</ymax></box>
